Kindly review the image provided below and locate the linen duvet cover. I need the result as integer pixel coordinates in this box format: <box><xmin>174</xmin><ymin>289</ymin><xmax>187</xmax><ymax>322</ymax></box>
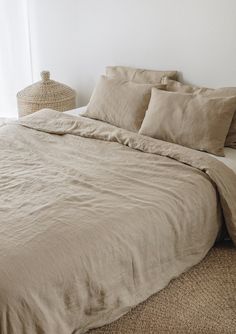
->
<box><xmin>0</xmin><ymin>109</ymin><xmax>236</xmax><ymax>334</ymax></box>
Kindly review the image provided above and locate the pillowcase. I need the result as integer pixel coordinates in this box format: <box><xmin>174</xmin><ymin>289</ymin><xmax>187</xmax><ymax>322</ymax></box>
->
<box><xmin>106</xmin><ymin>66</ymin><xmax>178</xmax><ymax>84</ymax></box>
<box><xmin>139</xmin><ymin>88</ymin><xmax>236</xmax><ymax>156</ymax></box>
<box><xmin>162</xmin><ymin>77</ymin><xmax>236</xmax><ymax>148</ymax></box>
<box><xmin>82</xmin><ymin>75</ymin><xmax>165</xmax><ymax>132</ymax></box>
<box><xmin>161</xmin><ymin>77</ymin><xmax>204</xmax><ymax>93</ymax></box>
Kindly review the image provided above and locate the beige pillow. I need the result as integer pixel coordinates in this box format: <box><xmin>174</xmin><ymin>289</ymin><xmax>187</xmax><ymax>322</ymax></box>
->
<box><xmin>82</xmin><ymin>76</ymin><xmax>165</xmax><ymax>132</ymax></box>
<box><xmin>106</xmin><ymin>66</ymin><xmax>178</xmax><ymax>84</ymax></box>
<box><xmin>139</xmin><ymin>88</ymin><xmax>236</xmax><ymax>156</ymax></box>
<box><xmin>162</xmin><ymin>77</ymin><xmax>236</xmax><ymax>148</ymax></box>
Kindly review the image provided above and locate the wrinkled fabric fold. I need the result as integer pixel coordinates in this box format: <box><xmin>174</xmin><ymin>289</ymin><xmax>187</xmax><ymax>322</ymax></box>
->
<box><xmin>0</xmin><ymin>108</ymin><xmax>235</xmax><ymax>334</ymax></box>
<box><xmin>18</xmin><ymin>109</ymin><xmax>236</xmax><ymax>244</ymax></box>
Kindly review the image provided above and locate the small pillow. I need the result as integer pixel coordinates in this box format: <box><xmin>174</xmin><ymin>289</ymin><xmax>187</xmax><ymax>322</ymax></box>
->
<box><xmin>106</xmin><ymin>66</ymin><xmax>178</xmax><ymax>84</ymax></box>
<box><xmin>162</xmin><ymin>77</ymin><xmax>236</xmax><ymax>149</ymax></box>
<box><xmin>139</xmin><ymin>88</ymin><xmax>236</xmax><ymax>156</ymax></box>
<box><xmin>82</xmin><ymin>76</ymin><xmax>165</xmax><ymax>132</ymax></box>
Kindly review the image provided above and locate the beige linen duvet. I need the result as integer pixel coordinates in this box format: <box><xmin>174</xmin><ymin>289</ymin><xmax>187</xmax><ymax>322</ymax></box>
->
<box><xmin>1</xmin><ymin>109</ymin><xmax>236</xmax><ymax>334</ymax></box>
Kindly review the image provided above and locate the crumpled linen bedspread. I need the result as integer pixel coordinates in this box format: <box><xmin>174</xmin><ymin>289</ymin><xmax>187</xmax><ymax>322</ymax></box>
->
<box><xmin>0</xmin><ymin>109</ymin><xmax>236</xmax><ymax>334</ymax></box>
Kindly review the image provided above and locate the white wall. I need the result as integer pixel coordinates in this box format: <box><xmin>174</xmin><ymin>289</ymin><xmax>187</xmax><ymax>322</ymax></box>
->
<box><xmin>29</xmin><ymin>0</ymin><xmax>236</xmax><ymax>107</ymax></box>
<box><xmin>0</xmin><ymin>0</ymin><xmax>32</xmax><ymax>117</ymax></box>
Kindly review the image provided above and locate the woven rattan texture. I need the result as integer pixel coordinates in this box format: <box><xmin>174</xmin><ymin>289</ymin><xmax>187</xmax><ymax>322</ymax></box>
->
<box><xmin>90</xmin><ymin>241</ymin><xmax>236</xmax><ymax>334</ymax></box>
<box><xmin>17</xmin><ymin>71</ymin><xmax>76</xmax><ymax>117</ymax></box>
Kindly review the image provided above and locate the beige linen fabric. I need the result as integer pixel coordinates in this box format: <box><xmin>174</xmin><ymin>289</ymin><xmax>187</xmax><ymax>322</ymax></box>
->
<box><xmin>163</xmin><ymin>77</ymin><xmax>236</xmax><ymax>148</ymax></box>
<box><xmin>139</xmin><ymin>88</ymin><xmax>236</xmax><ymax>156</ymax></box>
<box><xmin>1</xmin><ymin>109</ymin><xmax>236</xmax><ymax>334</ymax></box>
<box><xmin>82</xmin><ymin>75</ymin><xmax>164</xmax><ymax>132</ymax></box>
<box><xmin>106</xmin><ymin>66</ymin><xmax>178</xmax><ymax>83</ymax></box>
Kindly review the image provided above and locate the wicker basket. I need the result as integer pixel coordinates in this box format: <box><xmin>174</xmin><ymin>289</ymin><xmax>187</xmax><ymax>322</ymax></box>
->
<box><xmin>17</xmin><ymin>71</ymin><xmax>76</xmax><ymax>117</ymax></box>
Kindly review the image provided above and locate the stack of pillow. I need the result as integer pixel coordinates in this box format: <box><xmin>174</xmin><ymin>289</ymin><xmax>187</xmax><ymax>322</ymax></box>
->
<box><xmin>82</xmin><ymin>66</ymin><xmax>236</xmax><ymax>157</ymax></box>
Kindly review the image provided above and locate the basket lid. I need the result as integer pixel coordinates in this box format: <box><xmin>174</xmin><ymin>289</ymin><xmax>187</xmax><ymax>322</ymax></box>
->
<box><xmin>17</xmin><ymin>71</ymin><xmax>76</xmax><ymax>103</ymax></box>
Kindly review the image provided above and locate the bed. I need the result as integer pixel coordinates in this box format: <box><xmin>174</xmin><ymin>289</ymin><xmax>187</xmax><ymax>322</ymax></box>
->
<box><xmin>0</xmin><ymin>106</ymin><xmax>236</xmax><ymax>334</ymax></box>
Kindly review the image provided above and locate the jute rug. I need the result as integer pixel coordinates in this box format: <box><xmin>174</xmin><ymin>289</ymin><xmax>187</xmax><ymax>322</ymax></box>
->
<box><xmin>90</xmin><ymin>241</ymin><xmax>236</xmax><ymax>334</ymax></box>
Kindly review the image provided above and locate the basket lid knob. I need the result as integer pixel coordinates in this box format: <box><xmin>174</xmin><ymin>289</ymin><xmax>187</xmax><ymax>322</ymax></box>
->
<box><xmin>41</xmin><ymin>71</ymin><xmax>50</xmax><ymax>82</ymax></box>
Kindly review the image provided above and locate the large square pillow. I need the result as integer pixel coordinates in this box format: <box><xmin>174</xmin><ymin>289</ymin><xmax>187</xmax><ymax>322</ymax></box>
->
<box><xmin>106</xmin><ymin>66</ymin><xmax>178</xmax><ymax>84</ymax></box>
<box><xmin>82</xmin><ymin>75</ymin><xmax>165</xmax><ymax>132</ymax></box>
<box><xmin>162</xmin><ymin>77</ymin><xmax>236</xmax><ymax>148</ymax></box>
<box><xmin>139</xmin><ymin>88</ymin><xmax>236</xmax><ymax>156</ymax></box>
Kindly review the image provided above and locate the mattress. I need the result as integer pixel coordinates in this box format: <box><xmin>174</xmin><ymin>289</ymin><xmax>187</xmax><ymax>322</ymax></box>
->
<box><xmin>0</xmin><ymin>109</ymin><xmax>236</xmax><ymax>334</ymax></box>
